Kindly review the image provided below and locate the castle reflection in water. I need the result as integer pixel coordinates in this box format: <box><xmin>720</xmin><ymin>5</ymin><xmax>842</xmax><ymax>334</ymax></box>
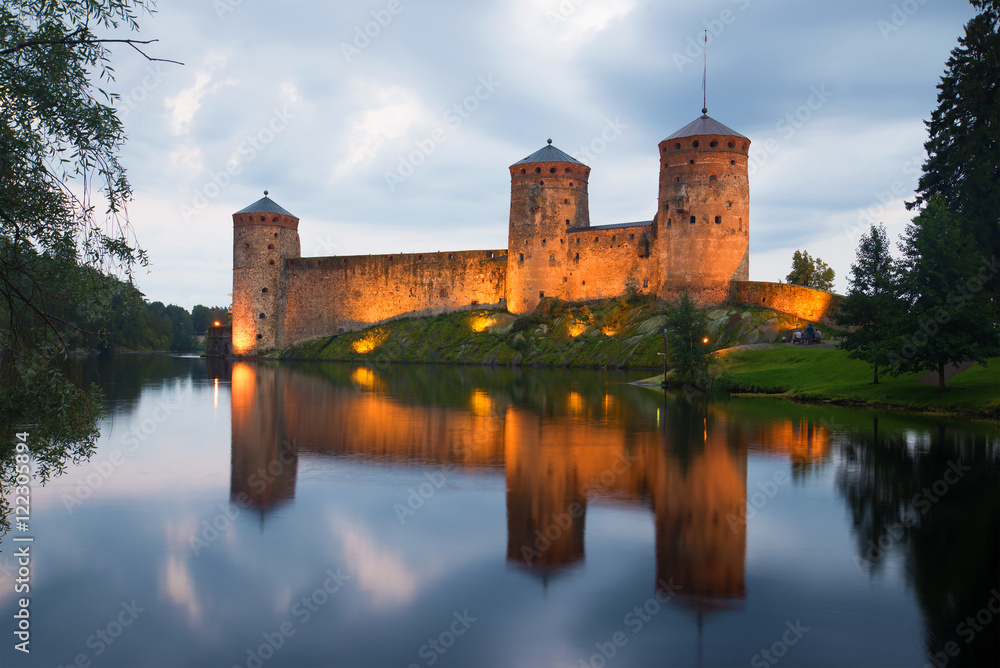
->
<box><xmin>225</xmin><ymin>361</ymin><xmax>830</xmax><ymax>611</ymax></box>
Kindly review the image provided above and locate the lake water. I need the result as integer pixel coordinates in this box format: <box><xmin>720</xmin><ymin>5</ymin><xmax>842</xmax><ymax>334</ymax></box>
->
<box><xmin>1</xmin><ymin>354</ymin><xmax>997</xmax><ymax>668</ymax></box>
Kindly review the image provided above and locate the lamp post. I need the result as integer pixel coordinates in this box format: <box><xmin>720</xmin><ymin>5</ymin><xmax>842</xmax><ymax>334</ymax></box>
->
<box><xmin>662</xmin><ymin>326</ymin><xmax>669</xmax><ymax>385</ymax></box>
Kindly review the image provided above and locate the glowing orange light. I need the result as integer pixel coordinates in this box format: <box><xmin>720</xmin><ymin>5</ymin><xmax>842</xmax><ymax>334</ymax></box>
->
<box><xmin>601</xmin><ymin>327</ymin><xmax>617</xmax><ymax>337</ymax></box>
<box><xmin>351</xmin><ymin>367</ymin><xmax>376</xmax><ymax>391</ymax></box>
<box><xmin>470</xmin><ymin>389</ymin><xmax>492</xmax><ymax>416</ymax></box>
<box><xmin>567</xmin><ymin>321</ymin><xmax>587</xmax><ymax>337</ymax></box>
<box><xmin>352</xmin><ymin>328</ymin><xmax>388</xmax><ymax>353</ymax></box>
<box><xmin>703</xmin><ymin>337</ymin><xmax>709</xmax><ymax>344</ymax></box>
<box><xmin>214</xmin><ymin>321</ymin><xmax>221</xmax><ymax>327</ymax></box>
<box><xmin>469</xmin><ymin>315</ymin><xmax>495</xmax><ymax>333</ymax></box>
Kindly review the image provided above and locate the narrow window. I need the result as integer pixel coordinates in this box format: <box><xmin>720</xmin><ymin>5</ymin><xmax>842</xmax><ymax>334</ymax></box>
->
<box><xmin>690</xmin><ymin>216</ymin><xmax>696</xmax><ymax>225</ymax></box>
<box><xmin>629</xmin><ymin>233</ymin><xmax>635</xmax><ymax>240</ymax></box>
<box><xmin>562</xmin><ymin>277</ymin><xmax>568</xmax><ymax>283</ymax></box>
<box><xmin>259</xmin><ymin>313</ymin><xmax>266</xmax><ymax>319</ymax></box>
<box><xmin>726</xmin><ymin>201</ymin><xmax>733</xmax><ymax>210</ymax></box>
<box><xmin>715</xmin><ymin>216</ymin><xmax>722</xmax><ymax>224</ymax></box>
<box><xmin>709</xmin><ymin>175</ymin><xmax>717</xmax><ymax>181</ymax></box>
<box><xmin>611</xmin><ymin>235</ymin><xmax>616</xmax><ymax>242</ymax></box>
<box><xmin>261</xmin><ymin>288</ymin><xmax>268</xmax><ymax>293</ymax></box>
<box><xmin>643</xmin><ymin>280</ymin><xmax>648</xmax><ymax>288</ymax></box>
<box><xmin>539</xmin><ymin>291</ymin><xmax>545</xmax><ymax>298</ymax></box>
<box><xmin>447</xmin><ymin>253</ymin><xmax>454</xmax><ymax>260</ymax></box>
<box><xmin>518</xmin><ymin>252</ymin><xmax>524</xmax><ymax>262</ymax></box>
<box><xmin>594</xmin><ymin>236</ymin><xmax>599</xmax><ymax>242</ymax></box>
<box><xmin>574</xmin><ymin>253</ymin><xmax>579</xmax><ymax>261</ymax></box>
<box><xmin>667</xmin><ymin>218</ymin><xmax>672</xmax><ymax>227</ymax></box>
<box><xmin>549</xmin><ymin>253</ymin><xmax>555</xmax><ymax>262</ymax></box>
<box><xmin>440</xmin><ymin>288</ymin><xmax>447</xmax><ymax>298</ymax></box>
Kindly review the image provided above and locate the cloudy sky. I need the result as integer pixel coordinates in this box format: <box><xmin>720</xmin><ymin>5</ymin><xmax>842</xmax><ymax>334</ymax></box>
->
<box><xmin>106</xmin><ymin>0</ymin><xmax>977</xmax><ymax>309</ymax></box>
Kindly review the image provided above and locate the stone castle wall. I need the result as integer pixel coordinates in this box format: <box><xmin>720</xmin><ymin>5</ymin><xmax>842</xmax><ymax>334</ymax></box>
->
<box><xmin>281</xmin><ymin>249</ymin><xmax>507</xmax><ymax>347</ymax></box>
<box><xmin>728</xmin><ymin>280</ymin><xmax>839</xmax><ymax>324</ymax></box>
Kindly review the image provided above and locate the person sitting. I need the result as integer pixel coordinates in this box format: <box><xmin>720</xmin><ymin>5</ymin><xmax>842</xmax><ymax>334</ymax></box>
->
<box><xmin>793</xmin><ymin>330</ymin><xmax>803</xmax><ymax>344</ymax></box>
<box><xmin>815</xmin><ymin>329</ymin><xmax>823</xmax><ymax>343</ymax></box>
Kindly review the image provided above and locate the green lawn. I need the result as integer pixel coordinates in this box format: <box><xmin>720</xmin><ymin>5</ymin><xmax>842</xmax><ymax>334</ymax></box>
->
<box><xmin>716</xmin><ymin>346</ymin><xmax>1000</xmax><ymax>418</ymax></box>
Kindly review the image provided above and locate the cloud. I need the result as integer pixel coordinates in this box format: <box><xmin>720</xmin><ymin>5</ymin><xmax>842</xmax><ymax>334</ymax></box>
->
<box><xmin>330</xmin><ymin>81</ymin><xmax>428</xmax><ymax>181</ymax></box>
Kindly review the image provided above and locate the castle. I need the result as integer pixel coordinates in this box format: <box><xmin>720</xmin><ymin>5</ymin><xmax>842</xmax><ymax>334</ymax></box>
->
<box><xmin>231</xmin><ymin>111</ymin><xmax>832</xmax><ymax>355</ymax></box>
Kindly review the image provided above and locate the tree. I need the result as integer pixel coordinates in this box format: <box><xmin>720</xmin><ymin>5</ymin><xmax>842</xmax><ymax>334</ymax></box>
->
<box><xmin>786</xmin><ymin>250</ymin><xmax>835</xmax><ymax>292</ymax></box>
<box><xmin>892</xmin><ymin>197</ymin><xmax>996</xmax><ymax>390</ymax></box>
<box><xmin>665</xmin><ymin>292</ymin><xmax>711</xmax><ymax>385</ymax></box>
<box><xmin>0</xmin><ymin>0</ymin><xmax>173</xmax><ymax>534</ymax></box>
<box><xmin>836</xmin><ymin>224</ymin><xmax>904</xmax><ymax>384</ymax></box>
<box><xmin>907</xmin><ymin>0</ymin><xmax>999</xmax><ymax>298</ymax></box>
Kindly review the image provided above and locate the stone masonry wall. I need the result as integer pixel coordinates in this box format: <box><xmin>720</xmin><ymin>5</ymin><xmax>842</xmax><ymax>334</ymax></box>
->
<box><xmin>282</xmin><ymin>249</ymin><xmax>507</xmax><ymax>347</ymax></box>
<box><xmin>728</xmin><ymin>280</ymin><xmax>839</xmax><ymax>324</ymax></box>
<box><xmin>561</xmin><ymin>224</ymin><xmax>657</xmax><ymax>302</ymax></box>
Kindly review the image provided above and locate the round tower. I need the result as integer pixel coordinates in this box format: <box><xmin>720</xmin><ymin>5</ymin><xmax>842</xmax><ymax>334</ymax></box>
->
<box><xmin>232</xmin><ymin>192</ymin><xmax>300</xmax><ymax>354</ymax></box>
<box><xmin>656</xmin><ymin>112</ymin><xmax>750</xmax><ymax>302</ymax></box>
<box><xmin>505</xmin><ymin>140</ymin><xmax>591</xmax><ymax>314</ymax></box>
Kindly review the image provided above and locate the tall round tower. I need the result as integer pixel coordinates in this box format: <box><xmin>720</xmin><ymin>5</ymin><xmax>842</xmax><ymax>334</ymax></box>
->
<box><xmin>505</xmin><ymin>140</ymin><xmax>591</xmax><ymax>314</ymax></box>
<box><xmin>232</xmin><ymin>192</ymin><xmax>300</xmax><ymax>354</ymax></box>
<box><xmin>656</xmin><ymin>112</ymin><xmax>750</xmax><ymax>302</ymax></box>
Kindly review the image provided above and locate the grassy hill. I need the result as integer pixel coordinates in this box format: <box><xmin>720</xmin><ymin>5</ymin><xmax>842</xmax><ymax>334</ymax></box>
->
<box><xmin>274</xmin><ymin>296</ymin><xmax>802</xmax><ymax>369</ymax></box>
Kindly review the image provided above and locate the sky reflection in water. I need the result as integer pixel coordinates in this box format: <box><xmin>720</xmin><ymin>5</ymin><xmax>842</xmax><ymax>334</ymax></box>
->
<box><xmin>0</xmin><ymin>355</ymin><xmax>996</xmax><ymax>668</ymax></box>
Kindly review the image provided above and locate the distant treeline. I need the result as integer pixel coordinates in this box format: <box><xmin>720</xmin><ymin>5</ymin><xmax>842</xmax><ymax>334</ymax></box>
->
<box><xmin>26</xmin><ymin>261</ymin><xmax>230</xmax><ymax>352</ymax></box>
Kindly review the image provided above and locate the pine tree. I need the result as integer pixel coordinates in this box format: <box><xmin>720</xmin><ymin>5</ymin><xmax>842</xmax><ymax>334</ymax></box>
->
<box><xmin>907</xmin><ymin>1</ymin><xmax>999</xmax><ymax>308</ymax></box>
<box><xmin>836</xmin><ymin>224</ymin><xmax>904</xmax><ymax>384</ymax></box>
<box><xmin>665</xmin><ymin>292</ymin><xmax>711</xmax><ymax>385</ymax></box>
<box><xmin>892</xmin><ymin>198</ymin><xmax>996</xmax><ymax>390</ymax></box>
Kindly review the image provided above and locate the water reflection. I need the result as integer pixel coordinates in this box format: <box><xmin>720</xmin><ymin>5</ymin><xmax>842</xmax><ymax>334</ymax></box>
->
<box><xmin>4</xmin><ymin>355</ymin><xmax>993</xmax><ymax>667</ymax></box>
<box><xmin>227</xmin><ymin>363</ymin><xmax>838</xmax><ymax>613</ymax></box>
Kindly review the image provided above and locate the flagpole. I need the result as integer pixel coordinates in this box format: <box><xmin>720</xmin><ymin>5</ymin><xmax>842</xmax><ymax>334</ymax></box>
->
<box><xmin>702</xmin><ymin>30</ymin><xmax>708</xmax><ymax>114</ymax></box>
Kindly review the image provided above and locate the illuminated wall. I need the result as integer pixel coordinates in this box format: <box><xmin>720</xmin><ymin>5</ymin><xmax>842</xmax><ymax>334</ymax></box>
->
<box><xmin>281</xmin><ymin>249</ymin><xmax>508</xmax><ymax>347</ymax></box>
<box><xmin>729</xmin><ymin>280</ymin><xmax>839</xmax><ymax>325</ymax></box>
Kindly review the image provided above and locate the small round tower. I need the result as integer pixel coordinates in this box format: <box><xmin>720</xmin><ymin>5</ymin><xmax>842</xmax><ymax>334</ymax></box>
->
<box><xmin>232</xmin><ymin>192</ymin><xmax>300</xmax><ymax>354</ymax></box>
<box><xmin>656</xmin><ymin>112</ymin><xmax>750</xmax><ymax>302</ymax></box>
<box><xmin>505</xmin><ymin>140</ymin><xmax>591</xmax><ymax>314</ymax></box>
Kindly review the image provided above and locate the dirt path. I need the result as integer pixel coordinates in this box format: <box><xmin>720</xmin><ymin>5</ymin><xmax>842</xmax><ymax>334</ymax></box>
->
<box><xmin>917</xmin><ymin>361</ymin><xmax>975</xmax><ymax>386</ymax></box>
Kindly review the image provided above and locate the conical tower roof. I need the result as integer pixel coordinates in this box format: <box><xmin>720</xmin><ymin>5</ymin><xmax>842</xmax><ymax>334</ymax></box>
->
<box><xmin>513</xmin><ymin>139</ymin><xmax>584</xmax><ymax>165</ymax></box>
<box><xmin>235</xmin><ymin>191</ymin><xmax>297</xmax><ymax>218</ymax></box>
<box><xmin>665</xmin><ymin>114</ymin><xmax>745</xmax><ymax>140</ymax></box>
